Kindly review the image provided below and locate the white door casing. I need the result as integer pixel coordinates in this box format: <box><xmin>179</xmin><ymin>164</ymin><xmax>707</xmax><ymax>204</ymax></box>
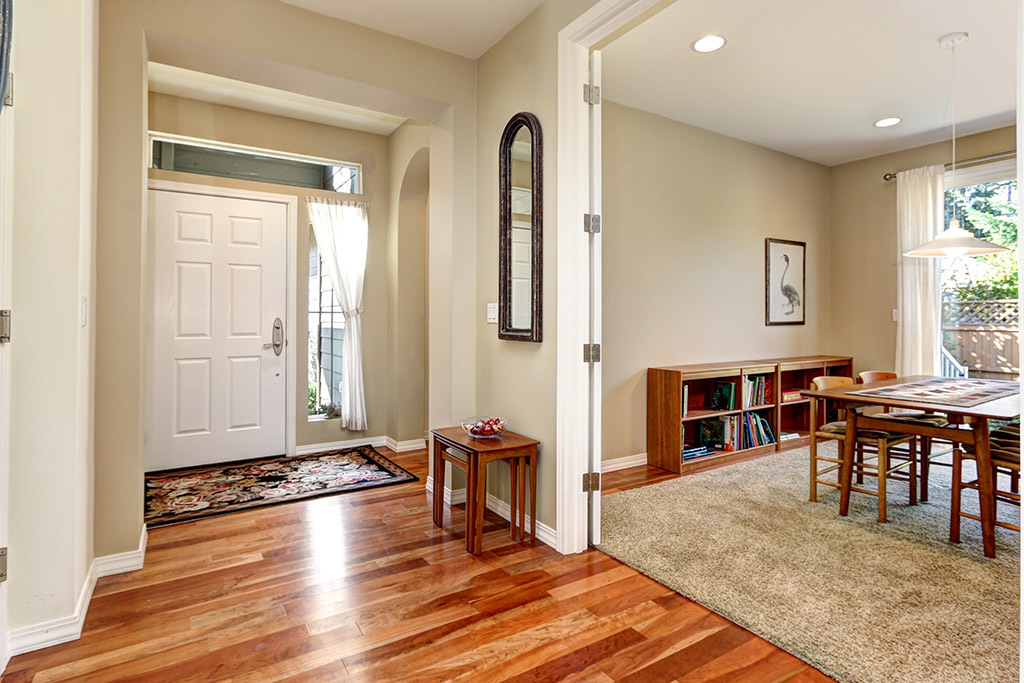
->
<box><xmin>557</xmin><ymin>0</ymin><xmax>664</xmax><ymax>554</ymax></box>
<box><xmin>150</xmin><ymin>190</ymin><xmax>288</xmax><ymax>471</ymax></box>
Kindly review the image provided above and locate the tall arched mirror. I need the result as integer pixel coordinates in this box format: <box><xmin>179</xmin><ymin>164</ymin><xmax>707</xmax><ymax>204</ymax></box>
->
<box><xmin>499</xmin><ymin>112</ymin><xmax>542</xmax><ymax>342</ymax></box>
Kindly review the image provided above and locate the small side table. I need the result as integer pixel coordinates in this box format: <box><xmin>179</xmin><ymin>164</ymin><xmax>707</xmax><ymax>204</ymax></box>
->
<box><xmin>431</xmin><ymin>427</ymin><xmax>539</xmax><ymax>554</ymax></box>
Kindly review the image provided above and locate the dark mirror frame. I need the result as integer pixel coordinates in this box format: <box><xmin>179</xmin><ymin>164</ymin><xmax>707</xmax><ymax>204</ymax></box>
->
<box><xmin>498</xmin><ymin>112</ymin><xmax>543</xmax><ymax>342</ymax></box>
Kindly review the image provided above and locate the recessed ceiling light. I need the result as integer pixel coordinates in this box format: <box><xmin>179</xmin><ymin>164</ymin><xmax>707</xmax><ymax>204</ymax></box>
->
<box><xmin>691</xmin><ymin>35</ymin><xmax>726</xmax><ymax>53</ymax></box>
<box><xmin>874</xmin><ymin>117</ymin><xmax>902</xmax><ymax>128</ymax></box>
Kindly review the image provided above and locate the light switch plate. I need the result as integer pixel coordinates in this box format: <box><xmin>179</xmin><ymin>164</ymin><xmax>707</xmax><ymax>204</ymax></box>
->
<box><xmin>487</xmin><ymin>303</ymin><xmax>498</xmax><ymax>324</ymax></box>
<box><xmin>892</xmin><ymin>308</ymin><xmax>898</xmax><ymax>322</ymax></box>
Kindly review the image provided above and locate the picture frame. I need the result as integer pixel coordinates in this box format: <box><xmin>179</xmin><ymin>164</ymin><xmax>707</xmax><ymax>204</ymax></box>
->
<box><xmin>765</xmin><ymin>238</ymin><xmax>805</xmax><ymax>325</ymax></box>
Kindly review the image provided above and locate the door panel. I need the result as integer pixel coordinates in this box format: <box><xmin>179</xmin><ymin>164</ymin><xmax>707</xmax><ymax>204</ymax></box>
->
<box><xmin>151</xmin><ymin>190</ymin><xmax>287</xmax><ymax>471</ymax></box>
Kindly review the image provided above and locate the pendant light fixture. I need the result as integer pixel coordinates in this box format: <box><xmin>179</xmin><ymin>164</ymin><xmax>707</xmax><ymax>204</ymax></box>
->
<box><xmin>904</xmin><ymin>32</ymin><xmax>1009</xmax><ymax>258</ymax></box>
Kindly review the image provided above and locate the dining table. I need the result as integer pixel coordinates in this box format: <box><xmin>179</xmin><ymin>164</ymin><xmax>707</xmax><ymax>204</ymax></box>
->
<box><xmin>802</xmin><ymin>374</ymin><xmax>1021</xmax><ymax>557</ymax></box>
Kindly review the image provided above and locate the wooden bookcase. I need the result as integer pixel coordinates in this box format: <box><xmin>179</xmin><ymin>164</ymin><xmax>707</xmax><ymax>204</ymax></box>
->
<box><xmin>647</xmin><ymin>355</ymin><xmax>852</xmax><ymax>474</ymax></box>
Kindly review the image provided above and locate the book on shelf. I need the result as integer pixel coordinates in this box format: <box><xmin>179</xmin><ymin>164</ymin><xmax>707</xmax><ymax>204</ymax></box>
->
<box><xmin>743</xmin><ymin>374</ymin><xmax>774</xmax><ymax>408</ymax></box>
<box><xmin>779</xmin><ymin>431</ymin><xmax>800</xmax><ymax>441</ymax></box>
<box><xmin>718</xmin><ymin>415</ymin><xmax>737</xmax><ymax>451</ymax></box>
<box><xmin>700</xmin><ymin>419</ymin><xmax>726</xmax><ymax>450</ymax></box>
<box><xmin>758</xmin><ymin>414</ymin><xmax>776</xmax><ymax>444</ymax></box>
<box><xmin>711</xmin><ymin>380</ymin><xmax>736</xmax><ymax>410</ymax></box>
<box><xmin>682</xmin><ymin>446</ymin><xmax>712</xmax><ymax>460</ymax></box>
<box><xmin>682</xmin><ymin>383</ymin><xmax>689</xmax><ymax>418</ymax></box>
<box><xmin>781</xmin><ymin>389</ymin><xmax>803</xmax><ymax>404</ymax></box>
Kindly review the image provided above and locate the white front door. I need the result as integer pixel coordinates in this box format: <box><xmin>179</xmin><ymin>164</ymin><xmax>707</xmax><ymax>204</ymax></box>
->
<box><xmin>150</xmin><ymin>190</ymin><xmax>287</xmax><ymax>471</ymax></box>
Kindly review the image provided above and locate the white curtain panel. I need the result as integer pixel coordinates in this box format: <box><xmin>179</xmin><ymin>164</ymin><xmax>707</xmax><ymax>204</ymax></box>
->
<box><xmin>895</xmin><ymin>165</ymin><xmax>944</xmax><ymax>377</ymax></box>
<box><xmin>307</xmin><ymin>197</ymin><xmax>369</xmax><ymax>431</ymax></box>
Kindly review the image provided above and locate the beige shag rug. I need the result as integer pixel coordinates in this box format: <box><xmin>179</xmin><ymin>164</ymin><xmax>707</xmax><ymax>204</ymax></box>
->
<box><xmin>598</xmin><ymin>444</ymin><xmax>1020</xmax><ymax>683</ymax></box>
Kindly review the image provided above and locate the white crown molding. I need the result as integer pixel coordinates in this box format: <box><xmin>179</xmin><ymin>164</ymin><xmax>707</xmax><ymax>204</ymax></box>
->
<box><xmin>601</xmin><ymin>453</ymin><xmax>647</xmax><ymax>473</ymax></box>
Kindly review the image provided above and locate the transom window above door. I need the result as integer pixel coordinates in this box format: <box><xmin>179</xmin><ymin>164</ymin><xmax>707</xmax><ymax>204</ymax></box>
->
<box><xmin>150</xmin><ymin>135</ymin><xmax>361</xmax><ymax>193</ymax></box>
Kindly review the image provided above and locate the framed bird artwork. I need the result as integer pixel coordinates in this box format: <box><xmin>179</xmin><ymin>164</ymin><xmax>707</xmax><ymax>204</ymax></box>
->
<box><xmin>765</xmin><ymin>238</ymin><xmax>805</xmax><ymax>325</ymax></box>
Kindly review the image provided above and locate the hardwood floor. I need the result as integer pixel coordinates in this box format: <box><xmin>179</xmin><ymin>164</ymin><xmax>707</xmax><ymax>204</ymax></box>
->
<box><xmin>2</xmin><ymin>448</ymin><xmax>832</xmax><ymax>682</ymax></box>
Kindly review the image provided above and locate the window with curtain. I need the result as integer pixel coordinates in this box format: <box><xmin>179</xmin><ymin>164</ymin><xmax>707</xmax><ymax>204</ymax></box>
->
<box><xmin>941</xmin><ymin>159</ymin><xmax>1018</xmax><ymax>379</ymax></box>
<box><xmin>305</xmin><ymin>197</ymin><xmax>369</xmax><ymax>431</ymax></box>
<box><xmin>308</xmin><ymin>227</ymin><xmax>345</xmax><ymax>417</ymax></box>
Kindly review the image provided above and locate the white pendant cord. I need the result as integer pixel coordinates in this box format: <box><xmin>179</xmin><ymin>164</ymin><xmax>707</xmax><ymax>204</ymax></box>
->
<box><xmin>950</xmin><ymin>42</ymin><xmax>957</xmax><ymax>192</ymax></box>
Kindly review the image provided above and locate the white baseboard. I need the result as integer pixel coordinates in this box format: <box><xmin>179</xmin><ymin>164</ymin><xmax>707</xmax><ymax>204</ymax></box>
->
<box><xmin>601</xmin><ymin>453</ymin><xmax>648</xmax><ymax>473</ymax></box>
<box><xmin>8</xmin><ymin>525</ymin><xmax>148</xmax><ymax>656</ymax></box>
<box><xmin>385</xmin><ymin>437</ymin><xmax>427</xmax><ymax>453</ymax></box>
<box><xmin>425</xmin><ymin>476</ymin><xmax>466</xmax><ymax>505</ymax></box>
<box><xmin>295</xmin><ymin>436</ymin><xmax>387</xmax><ymax>456</ymax></box>
<box><xmin>425</xmin><ymin>477</ymin><xmax>555</xmax><ymax>549</ymax></box>
<box><xmin>8</xmin><ymin>562</ymin><xmax>96</xmax><ymax>657</ymax></box>
<box><xmin>484</xmin><ymin>492</ymin><xmax>557</xmax><ymax>549</ymax></box>
<box><xmin>95</xmin><ymin>525</ymin><xmax>148</xmax><ymax>578</ymax></box>
<box><xmin>0</xmin><ymin>633</ymin><xmax>8</xmax><ymax>677</ymax></box>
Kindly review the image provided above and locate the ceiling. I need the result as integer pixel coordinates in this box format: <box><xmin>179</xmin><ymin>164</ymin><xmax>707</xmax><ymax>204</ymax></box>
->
<box><xmin>277</xmin><ymin>0</ymin><xmax>548</xmax><ymax>59</ymax></box>
<box><xmin>148</xmin><ymin>64</ymin><xmax>408</xmax><ymax>136</ymax></box>
<box><xmin>601</xmin><ymin>0</ymin><xmax>1017</xmax><ymax>166</ymax></box>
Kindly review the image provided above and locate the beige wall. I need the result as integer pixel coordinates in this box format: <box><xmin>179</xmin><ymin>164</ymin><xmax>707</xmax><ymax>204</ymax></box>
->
<box><xmin>601</xmin><ymin>101</ymin><xmax>833</xmax><ymax>461</ymax></box>
<box><xmin>148</xmin><ymin>92</ymin><xmax>427</xmax><ymax>451</ymax></box>
<box><xmin>97</xmin><ymin>0</ymin><xmax>476</xmax><ymax>557</ymax></box>
<box><xmin>386</xmin><ymin>121</ymin><xmax>430</xmax><ymax>443</ymax></box>
<box><xmin>829</xmin><ymin>126</ymin><xmax>1016</xmax><ymax>375</ymax></box>
<box><xmin>9</xmin><ymin>0</ymin><xmax>96</xmax><ymax>630</ymax></box>
<box><xmin>476</xmin><ymin>0</ymin><xmax>602</xmax><ymax>528</ymax></box>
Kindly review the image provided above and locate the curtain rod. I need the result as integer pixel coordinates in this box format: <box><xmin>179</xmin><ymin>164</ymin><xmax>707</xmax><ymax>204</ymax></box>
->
<box><xmin>882</xmin><ymin>150</ymin><xmax>1016</xmax><ymax>181</ymax></box>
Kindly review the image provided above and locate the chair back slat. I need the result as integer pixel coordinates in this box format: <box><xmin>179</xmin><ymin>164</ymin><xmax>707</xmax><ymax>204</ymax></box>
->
<box><xmin>811</xmin><ymin>376</ymin><xmax>854</xmax><ymax>391</ymax></box>
<box><xmin>859</xmin><ymin>371</ymin><xmax>898</xmax><ymax>384</ymax></box>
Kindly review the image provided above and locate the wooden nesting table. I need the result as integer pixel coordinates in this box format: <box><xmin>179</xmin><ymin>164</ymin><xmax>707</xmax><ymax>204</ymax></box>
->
<box><xmin>431</xmin><ymin>427</ymin><xmax>539</xmax><ymax>554</ymax></box>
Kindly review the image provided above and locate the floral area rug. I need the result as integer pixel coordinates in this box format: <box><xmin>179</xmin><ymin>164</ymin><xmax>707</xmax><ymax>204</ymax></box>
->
<box><xmin>145</xmin><ymin>445</ymin><xmax>418</xmax><ymax>527</ymax></box>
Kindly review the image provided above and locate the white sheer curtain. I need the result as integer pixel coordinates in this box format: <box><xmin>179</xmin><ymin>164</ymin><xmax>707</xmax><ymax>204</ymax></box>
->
<box><xmin>307</xmin><ymin>197</ymin><xmax>369</xmax><ymax>431</ymax></box>
<box><xmin>895</xmin><ymin>165</ymin><xmax>944</xmax><ymax>376</ymax></box>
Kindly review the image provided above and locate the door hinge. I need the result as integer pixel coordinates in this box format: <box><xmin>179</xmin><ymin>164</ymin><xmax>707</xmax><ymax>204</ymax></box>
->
<box><xmin>0</xmin><ymin>310</ymin><xmax>10</xmax><ymax>343</ymax></box>
<box><xmin>583</xmin><ymin>343</ymin><xmax>601</xmax><ymax>363</ymax></box>
<box><xmin>582</xmin><ymin>472</ymin><xmax>601</xmax><ymax>492</ymax></box>
<box><xmin>583</xmin><ymin>83</ymin><xmax>601</xmax><ymax>105</ymax></box>
<box><xmin>583</xmin><ymin>213</ymin><xmax>601</xmax><ymax>234</ymax></box>
<box><xmin>0</xmin><ymin>547</ymin><xmax>7</xmax><ymax>583</ymax></box>
<box><xmin>3</xmin><ymin>73</ymin><xmax>11</xmax><ymax>107</ymax></box>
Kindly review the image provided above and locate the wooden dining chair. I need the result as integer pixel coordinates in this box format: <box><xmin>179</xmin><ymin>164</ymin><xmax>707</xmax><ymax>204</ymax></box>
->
<box><xmin>858</xmin><ymin>370</ymin><xmax>897</xmax><ymax>384</ymax></box>
<box><xmin>809</xmin><ymin>375</ymin><xmax>918</xmax><ymax>522</ymax></box>
<box><xmin>950</xmin><ymin>423</ymin><xmax>1020</xmax><ymax>546</ymax></box>
<box><xmin>859</xmin><ymin>370</ymin><xmax>952</xmax><ymax>501</ymax></box>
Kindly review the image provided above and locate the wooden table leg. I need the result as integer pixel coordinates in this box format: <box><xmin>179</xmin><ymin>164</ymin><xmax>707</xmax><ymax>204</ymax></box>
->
<box><xmin>464</xmin><ymin>452</ymin><xmax>477</xmax><ymax>554</ymax></box>
<box><xmin>972</xmin><ymin>417</ymin><xmax>997</xmax><ymax>558</ymax></box>
<box><xmin>529</xmin><ymin>450</ymin><xmax>537</xmax><ymax>544</ymax></box>
<box><xmin>509</xmin><ymin>458</ymin><xmax>519</xmax><ymax>540</ymax></box>
<box><xmin>809</xmin><ymin>397</ymin><xmax>818</xmax><ymax>502</ymax></box>
<box><xmin>839</xmin><ymin>409</ymin><xmax>858</xmax><ymax>516</ymax></box>
<box><xmin>518</xmin><ymin>455</ymin><xmax>527</xmax><ymax>542</ymax></box>
<box><xmin>432</xmin><ymin>438</ymin><xmax>444</xmax><ymax>528</ymax></box>
<box><xmin>473</xmin><ymin>458</ymin><xmax>487</xmax><ymax>554</ymax></box>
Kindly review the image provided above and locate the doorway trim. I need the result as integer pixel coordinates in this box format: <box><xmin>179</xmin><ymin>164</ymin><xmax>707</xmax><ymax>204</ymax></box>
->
<box><xmin>556</xmin><ymin>0</ymin><xmax>665</xmax><ymax>554</ymax></box>
<box><xmin>146</xmin><ymin>179</ymin><xmax>298</xmax><ymax>462</ymax></box>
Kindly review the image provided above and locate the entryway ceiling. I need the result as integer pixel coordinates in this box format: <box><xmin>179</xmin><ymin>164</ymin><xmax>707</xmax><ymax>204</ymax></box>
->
<box><xmin>277</xmin><ymin>0</ymin><xmax>548</xmax><ymax>59</ymax></box>
<box><xmin>602</xmin><ymin>0</ymin><xmax>1017</xmax><ymax>166</ymax></box>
